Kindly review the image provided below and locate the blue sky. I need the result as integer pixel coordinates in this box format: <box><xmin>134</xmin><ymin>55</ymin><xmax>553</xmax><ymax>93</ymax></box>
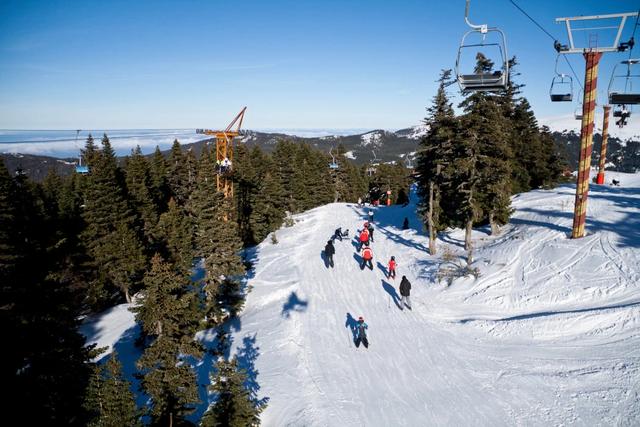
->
<box><xmin>1</xmin><ymin>0</ymin><xmax>639</xmax><ymax>130</ymax></box>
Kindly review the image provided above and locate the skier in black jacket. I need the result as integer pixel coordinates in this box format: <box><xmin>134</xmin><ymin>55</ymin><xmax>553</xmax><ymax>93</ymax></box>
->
<box><xmin>399</xmin><ymin>275</ymin><xmax>411</xmax><ymax>310</ymax></box>
<box><xmin>324</xmin><ymin>240</ymin><xmax>335</xmax><ymax>268</ymax></box>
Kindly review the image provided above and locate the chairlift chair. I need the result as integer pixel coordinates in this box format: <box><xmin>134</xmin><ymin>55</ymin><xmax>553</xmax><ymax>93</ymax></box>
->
<box><xmin>550</xmin><ymin>56</ymin><xmax>573</xmax><ymax>102</ymax></box>
<box><xmin>608</xmin><ymin>59</ymin><xmax>640</xmax><ymax>106</ymax></box>
<box><xmin>574</xmin><ymin>106</ymin><xmax>583</xmax><ymax>121</ymax></box>
<box><xmin>455</xmin><ymin>0</ymin><xmax>509</xmax><ymax>93</ymax></box>
<box><xmin>328</xmin><ymin>147</ymin><xmax>339</xmax><ymax>169</ymax></box>
<box><xmin>73</xmin><ymin>129</ymin><xmax>90</xmax><ymax>174</ymax></box>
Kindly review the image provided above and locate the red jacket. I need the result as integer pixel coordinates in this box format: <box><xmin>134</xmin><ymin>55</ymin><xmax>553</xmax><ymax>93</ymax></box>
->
<box><xmin>388</xmin><ymin>259</ymin><xmax>397</xmax><ymax>270</ymax></box>
<box><xmin>362</xmin><ymin>247</ymin><xmax>373</xmax><ymax>260</ymax></box>
<box><xmin>359</xmin><ymin>229</ymin><xmax>369</xmax><ymax>242</ymax></box>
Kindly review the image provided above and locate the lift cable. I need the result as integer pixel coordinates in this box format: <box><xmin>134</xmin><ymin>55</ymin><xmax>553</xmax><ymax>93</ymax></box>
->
<box><xmin>508</xmin><ymin>0</ymin><xmax>583</xmax><ymax>88</ymax></box>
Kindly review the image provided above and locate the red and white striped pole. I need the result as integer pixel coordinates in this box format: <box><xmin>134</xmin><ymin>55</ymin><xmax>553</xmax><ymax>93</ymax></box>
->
<box><xmin>572</xmin><ymin>51</ymin><xmax>602</xmax><ymax>239</ymax></box>
<box><xmin>596</xmin><ymin>104</ymin><xmax>611</xmax><ymax>185</ymax></box>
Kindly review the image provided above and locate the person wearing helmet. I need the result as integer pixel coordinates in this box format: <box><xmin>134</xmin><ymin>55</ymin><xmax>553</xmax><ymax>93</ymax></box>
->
<box><xmin>360</xmin><ymin>244</ymin><xmax>373</xmax><ymax>270</ymax></box>
<box><xmin>358</xmin><ymin>227</ymin><xmax>370</xmax><ymax>251</ymax></box>
<box><xmin>388</xmin><ymin>256</ymin><xmax>397</xmax><ymax>279</ymax></box>
<box><xmin>324</xmin><ymin>239</ymin><xmax>335</xmax><ymax>268</ymax></box>
<box><xmin>355</xmin><ymin>316</ymin><xmax>369</xmax><ymax>348</ymax></box>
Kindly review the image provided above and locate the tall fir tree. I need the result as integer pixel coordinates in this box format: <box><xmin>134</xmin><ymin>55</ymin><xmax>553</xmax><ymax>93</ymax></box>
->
<box><xmin>125</xmin><ymin>145</ymin><xmax>160</xmax><ymax>246</ymax></box>
<box><xmin>167</xmin><ymin>139</ymin><xmax>190</xmax><ymax>206</ymax></box>
<box><xmin>157</xmin><ymin>197</ymin><xmax>194</xmax><ymax>275</ymax></box>
<box><xmin>84</xmin><ymin>351</ymin><xmax>141</xmax><ymax>427</ymax></box>
<box><xmin>134</xmin><ymin>255</ymin><xmax>203</xmax><ymax>425</ymax></box>
<box><xmin>201</xmin><ymin>357</ymin><xmax>263</xmax><ymax>427</ymax></box>
<box><xmin>2</xmin><ymin>162</ymin><xmax>94</xmax><ymax>425</ymax></box>
<box><xmin>81</xmin><ymin>134</ymin><xmax>146</xmax><ymax>305</ymax></box>
<box><xmin>150</xmin><ymin>145</ymin><xmax>170</xmax><ymax>211</ymax></box>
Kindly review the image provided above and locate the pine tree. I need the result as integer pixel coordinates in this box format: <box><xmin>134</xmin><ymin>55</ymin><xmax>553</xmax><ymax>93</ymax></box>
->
<box><xmin>2</xmin><ymin>162</ymin><xmax>94</xmax><ymax>425</ymax></box>
<box><xmin>167</xmin><ymin>139</ymin><xmax>190</xmax><ymax>206</ymax></box>
<box><xmin>84</xmin><ymin>351</ymin><xmax>141</xmax><ymax>427</ymax></box>
<box><xmin>134</xmin><ymin>255</ymin><xmax>203</xmax><ymax>424</ymax></box>
<box><xmin>125</xmin><ymin>145</ymin><xmax>160</xmax><ymax>246</ymax></box>
<box><xmin>201</xmin><ymin>357</ymin><xmax>263</xmax><ymax>427</ymax></box>
<box><xmin>82</xmin><ymin>133</ymin><xmax>99</xmax><ymax>170</ymax></box>
<box><xmin>459</xmin><ymin>55</ymin><xmax>513</xmax><ymax>238</ymax></box>
<box><xmin>150</xmin><ymin>145</ymin><xmax>170</xmax><ymax>211</ymax></box>
<box><xmin>82</xmin><ymin>134</ymin><xmax>146</xmax><ymax>304</ymax></box>
<box><xmin>157</xmin><ymin>197</ymin><xmax>194</xmax><ymax>275</ymax></box>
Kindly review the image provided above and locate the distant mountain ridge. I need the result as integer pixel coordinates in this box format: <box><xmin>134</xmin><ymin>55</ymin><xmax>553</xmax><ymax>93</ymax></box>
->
<box><xmin>3</xmin><ymin>125</ymin><xmax>640</xmax><ymax>181</ymax></box>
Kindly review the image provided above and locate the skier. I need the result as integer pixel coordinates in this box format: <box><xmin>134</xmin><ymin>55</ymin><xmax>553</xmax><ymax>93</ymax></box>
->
<box><xmin>368</xmin><ymin>209</ymin><xmax>374</xmax><ymax>222</ymax></box>
<box><xmin>402</xmin><ymin>217</ymin><xmax>409</xmax><ymax>230</ymax></box>
<box><xmin>358</xmin><ymin>227</ymin><xmax>370</xmax><ymax>251</ymax></box>
<box><xmin>388</xmin><ymin>256</ymin><xmax>397</xmax><ymax>279</ymax></box>
<box><xmin>355</xmin><ymin>316</ymin><xmax>369</xmax><ymax>348</ymax></box>
<box><xmin>399</xmin><ymin>275</ymin><xmax>412</xmax><ymax>310</ymax></box>
<box><xmin>360</xmin><ymin>244</ymin><xmax>373</xmax><ymax>270</ymax></box>
<box><xmin>333</xmin><ymin>227</ymin><xmax>344</xmax><ymax>242</ymax></box>
<box><xmin>367</xmin><ymin>222</ymin><xmax>374</xmax><ymax>243</ymax></box>
<box><xmin>357</xmin><ymin>197</ymin><xmax>362</xmax><ymax>207</ymax></box>
<box><xmin>324</xmin><ymin>240</ymin><xmax>335</xmax><ymax>268</ymax></box>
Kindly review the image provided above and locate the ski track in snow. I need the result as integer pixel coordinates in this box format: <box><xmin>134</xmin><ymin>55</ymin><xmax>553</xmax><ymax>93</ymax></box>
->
<box><xmin>82</xmin><ymin>171</ymin><xmax>640</xmax><ymax>426</ymax></box>
<box><xmin>230</xmin><ymin>172</ymin><xmax>640</xmax><ymax>426</ymax></box>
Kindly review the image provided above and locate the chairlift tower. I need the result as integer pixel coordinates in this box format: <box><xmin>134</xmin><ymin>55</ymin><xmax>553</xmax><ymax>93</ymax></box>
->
<box><xmin>596</xmin><ymin>105</ymin><xmax>611</xmax><ymax>185</ymax></box>
<box><xmin>554</xmin><ymin>11</ymin><xmax>637</xmax><ymax>238</ymax></box>
<box><xmin>196</xmin><ymin>107</ymin><xmax>247</xmax><ymax>198</ymax></box>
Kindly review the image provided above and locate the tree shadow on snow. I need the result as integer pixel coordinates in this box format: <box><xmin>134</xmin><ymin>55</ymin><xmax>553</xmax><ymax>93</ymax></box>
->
<box><xmin>381</xmin><ymin>280</ymin><xmax>402</xmax><ymax>309</ymax></box>
<box><xmin>281</xmin><ymin>291</ymin><xmax>309</xmax><ymax>318</ymax></box>
<box><xmin>236</xmin><ymin>334</ymin><xmax>270</xmax><ymax>409</ymax></box>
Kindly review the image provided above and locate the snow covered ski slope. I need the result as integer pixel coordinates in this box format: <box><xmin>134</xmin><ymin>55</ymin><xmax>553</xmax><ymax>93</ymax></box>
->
<box><xmin>229</xmin><ymin>172</ymin><xmax>640</xmax><ymax>426</ymax></box>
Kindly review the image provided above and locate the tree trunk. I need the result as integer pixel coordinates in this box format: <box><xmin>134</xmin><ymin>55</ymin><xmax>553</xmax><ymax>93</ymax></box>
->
<box><xmin>466</xmin><ymin>218</ymin><xmax>473</xmax><ymax>265</ymax></box>
<box><xmin>489</xmin><ymin>211</ymin><xmax>499</xmax><ymax>235</ymax></box>
<box><xmin>428</xmin><ymin>180</ymin><xmax>436</xmax><ymax>255</ymax></box>
<box><xmin>125</xmin><ymin>288</ymin><xmax>131</xmax><ymax>304</ymax></box>
<box><xmin>156</xmin><ymin>320</ymin><xmax>163</xmax><ymax>337</ymax></box>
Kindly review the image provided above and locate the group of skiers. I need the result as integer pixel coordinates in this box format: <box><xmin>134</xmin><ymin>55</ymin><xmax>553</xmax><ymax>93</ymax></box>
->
<box><xmin>322</xmin><ymin>208</ymin><xmax>414</xmax><ymax>350</ymax></box>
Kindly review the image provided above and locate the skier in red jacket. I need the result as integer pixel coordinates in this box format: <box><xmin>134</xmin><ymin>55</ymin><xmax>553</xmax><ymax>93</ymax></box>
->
<box><xmin>360</xmin><ymin>244</ymin><xmax>373</xmax><ymax>270</ymax></box>
<box><xmin>358</xmin><ymin>228</ymin><xmax>370</xmax><ymax>251</ymax></box>
<box><xmin>387</xmin><ymin>256</ymin><xmax>397</xmax><ymax>279</ymax></box>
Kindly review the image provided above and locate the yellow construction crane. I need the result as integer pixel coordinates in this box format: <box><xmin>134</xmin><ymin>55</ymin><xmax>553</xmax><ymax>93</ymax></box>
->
<box><xmin>196</xmin><ymin>107</ymin><xmax>247</xmax><ymax>198</ymax></box>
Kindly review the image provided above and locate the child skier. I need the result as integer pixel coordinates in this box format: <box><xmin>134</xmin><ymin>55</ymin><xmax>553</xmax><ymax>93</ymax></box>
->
<box><xmin>355</xmin><ymin>316</ymin><xmax>369</xmax><ymax>348</ymax></box>
<box><xmin>387</xmin><ymin>256</ymin><xmax>397</xmax><ymax>279</ymax></box>
<box><xmin>360</xmin><ymin>244</ymin><xmax>373</xmax><ymax>270</ymax></box>
<box><xmin>324</xmin><ymin>240</ymin><xmax>335</xmax><ymax>268</ymax></box>
<box><xmin>358</xmin><ymin>227</ymin><xmax>370</xmax><ymax>251</ymax></box>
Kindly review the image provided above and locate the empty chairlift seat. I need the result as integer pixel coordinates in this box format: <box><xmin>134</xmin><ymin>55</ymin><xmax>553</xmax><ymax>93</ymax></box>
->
<box><xmin>458</xmin><ymin>71</ymin><xmax>506</xmax><ymax>92</ymax></box>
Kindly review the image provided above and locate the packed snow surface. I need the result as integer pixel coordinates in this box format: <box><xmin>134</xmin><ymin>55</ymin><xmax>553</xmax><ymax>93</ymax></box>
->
<box><xmin>83</xmin><ymin>171</ymin><xmax>640</xmax><ymax>426</ymax></box>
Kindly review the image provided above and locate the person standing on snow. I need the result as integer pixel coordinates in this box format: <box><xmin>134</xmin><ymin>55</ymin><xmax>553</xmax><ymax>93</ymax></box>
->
<box><xmin>358</xmin><ymin>227</ymin><xmax>370</xmax><ymax>251</ymax></box>
<box><xmin>355</xmin><ymin>316</ymin><xmax>369</xmax><ymax>348</ymax></box>
<box><xmin>368</xmin><ymin>209</ymin><xmax>374</xmax><ymax>223</ymax></box>
<box><xmin>324</xmin><ymin>240</ymin><xmax>335</xmax><ymax>268</ymax></box>
<box><xmin>360</xmin><ymin>244</ymin><xmax>373</xmax><ymax>270</ymax></box>
<box><xmin>399</xmin><ymin>275</ymin><xmax>412</xmax><ymax>310</ymax></box>
<box><xmin>402</xmin><ymin>217</ymin><xmax>409</xmax><ymax>230</ymax></box>
<box><xmin>388</xmin><ymin>256</ymin><xmax>397</xmax><ymax>279</ymax></box>
<box><xmin>367</xmin><ymin>222</ymin><xmax>374</xmax><ymax>242</ymax></box>
<box><xmin>357</xmin><ymin>197</ymin><xmax>362</xmax><ymax>207</ymax></box>
<box><xmin>333</xmin><ymin>227</ymin><xmax>344</xmax><ymax>242</ymax></box>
